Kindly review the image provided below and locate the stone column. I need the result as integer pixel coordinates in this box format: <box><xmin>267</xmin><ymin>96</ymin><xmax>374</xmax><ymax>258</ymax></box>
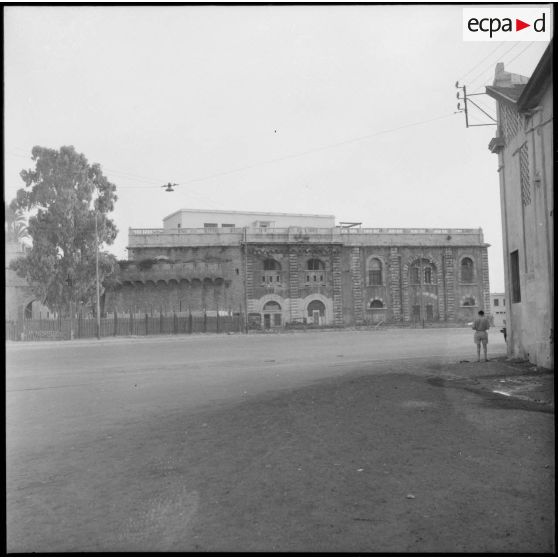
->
<box><xmin>288</xmin><ymin>249</ymin><xmax>301</xmax><ymax>321</ymax></box>
<box><xmin>389</xmin><ymin>247</ymin><xmax>402</xmax><ymax>321</ymax></box>
<box><xmin>332</xmin><ymin>248</ymin><xmax>343</xmax><ymax>326</ymax></box>
<box><xmin>402</xmin><ymin>261</ymin><xmax>410</xmax><ymax>322</ymax></box>
<box><xmin>436</xmin><ymin>257</ymin><xmax>446</xmax><ymax>320</ymax></box>
<box><xmin>443</xmin><ymin>248</ymin><xmax>455</xmax><ymax>321</ymax></box>
<box><xmin>350</xmin><ymin>247</ymin><xmax>364</xmax><ymax>325</ymax></box>
<box><xmin>245</xmin><ymin>248</ymin><xmax>255</xmax><ymax>299</ymax></box>
<box><xmin>480</xmin><ymin>247</ymin><xmax>491</xmax><ymax>314</ymax></box>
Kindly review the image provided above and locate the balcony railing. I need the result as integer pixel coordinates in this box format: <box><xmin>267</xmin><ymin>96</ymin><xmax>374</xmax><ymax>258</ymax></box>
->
<box><xmin>127</xmin><ymin>226</ymin><xmax>486</xmax><ymax>249</ymax></box>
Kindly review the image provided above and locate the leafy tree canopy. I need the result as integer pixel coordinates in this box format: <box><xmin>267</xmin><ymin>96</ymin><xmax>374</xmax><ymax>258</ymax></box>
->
<box><xmin>10</xmin><ymin>145</ymin><xmax>119</xmax><ymax>315</ymax></box>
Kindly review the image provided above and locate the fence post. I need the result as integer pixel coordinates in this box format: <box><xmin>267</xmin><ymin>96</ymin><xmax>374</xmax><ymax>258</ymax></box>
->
<box><xmin>188</xmin><ymin>310</ymin><xmax>193</xmax><ymax>334</ymax></box>
<box><xmin>69</xmin><ymin>301</ymin><xmax>74</xmax><ymax>340</ymax></box>
<box><xmin>173</xmin><ymin>312</ymin><xmax>177</xmax><ymax>334</ymax></box>
<box><xmin>129</xmin><ymin>311</ymin><xmax>133</xmax><ymax>336</ymax></box>
<box><xmin>203</xmin><ymin>310</ymin><xmax>207</xmax><ymax>333</ymax></box>
<box><xmin>216</xmin><ymin>310</ymin><xmax>220</xmax><ymax>333</ymax></box>
<box><xmin>114</xmin><ymin>311</ymin><xmax>117</xmax><ymax>336</ymax></box>
<box><xmin>160</xmin><ymin>309</ymin><xmax>163</xmax><ymax>334</ymax></box>
<box><xmin>77</xmin><ymin>311</ymin><xmax>81</xmax><ymax>339</ymax></box>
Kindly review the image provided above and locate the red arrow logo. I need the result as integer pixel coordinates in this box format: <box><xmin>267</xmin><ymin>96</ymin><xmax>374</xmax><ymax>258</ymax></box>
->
<box><xmin>516</xmin><ymin>18</ymin><xmax>530</xmax><ymax>31</ymax></box>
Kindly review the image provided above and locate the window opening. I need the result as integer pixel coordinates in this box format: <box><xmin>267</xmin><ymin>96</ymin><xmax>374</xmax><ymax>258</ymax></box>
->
<box><xmin>424</xmin><ymin>266</ymin><xmax>432</xmax><ymax>284</ymax></box>
<box><xmin>461</xmin><ymin>257</ymin><xmax>474</xmax><ymax>283</ymax></box>
<box><xmin>510</xmin><ymin>250</ymin><xmax>521</xmax><ymax>302</ymax></box>
<box><xmin>307</xmin><ymin>259</ymin><xmax>325</xmax><ymax>270</ymax></box>
<box><xmin>368</xmin><ymin>258</ymin><xmax>382</xmax><ymax>285</ymax></box>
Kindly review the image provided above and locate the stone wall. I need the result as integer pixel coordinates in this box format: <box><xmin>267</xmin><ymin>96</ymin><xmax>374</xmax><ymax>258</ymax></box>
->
<box><xmin>113</xmin><ymin>232</ymin><xmax>490</xmax><ymax>329</ymax></box>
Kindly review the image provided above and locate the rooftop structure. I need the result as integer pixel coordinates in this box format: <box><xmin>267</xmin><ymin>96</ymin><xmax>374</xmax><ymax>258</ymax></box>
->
<box><xmin>163</xmin><ymin>209</ymin><xmax>336</xmax><ymax>230</ymax></box>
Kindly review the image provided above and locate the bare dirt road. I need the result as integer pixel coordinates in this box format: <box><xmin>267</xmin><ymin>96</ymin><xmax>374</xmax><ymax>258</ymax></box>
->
<box><xmin>6</xmin><ymin>329</ymin><xmax>554</xmax><ymax>553</ymax></box>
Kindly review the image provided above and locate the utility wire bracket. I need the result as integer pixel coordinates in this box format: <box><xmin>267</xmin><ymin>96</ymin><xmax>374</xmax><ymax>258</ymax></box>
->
<box><xmin>455</xmin><ymin>81</ymin><xmax>497</xmax><ymax>128</ymax></box>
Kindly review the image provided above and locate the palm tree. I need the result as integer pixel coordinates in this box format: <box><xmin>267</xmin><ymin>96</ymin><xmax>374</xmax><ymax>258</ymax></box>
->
<box><xmin>5</xmin><ymin>202</ymin><xmax>28</xmax><ymax>243</ymax></box>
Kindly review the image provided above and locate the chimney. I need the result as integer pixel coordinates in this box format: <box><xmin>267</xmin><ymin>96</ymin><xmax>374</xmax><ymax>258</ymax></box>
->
<box><xmin>493</xmin><ymin>63</ymin><xmax>529</xmax><ymax>87</ymax></box>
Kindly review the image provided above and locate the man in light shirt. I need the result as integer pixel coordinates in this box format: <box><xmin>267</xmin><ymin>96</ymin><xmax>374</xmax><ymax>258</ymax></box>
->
<box><xmin>472</xmin><ymin>310</ymin><xmax>490</xmax><ymax>362</ymax></box>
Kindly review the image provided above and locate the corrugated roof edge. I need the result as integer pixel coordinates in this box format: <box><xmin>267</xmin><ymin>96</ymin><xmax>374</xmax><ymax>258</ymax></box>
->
<box><xmin>517</xmin><ymin>39</ymin><xmax>553</xmax><ymax>111</ymax></box>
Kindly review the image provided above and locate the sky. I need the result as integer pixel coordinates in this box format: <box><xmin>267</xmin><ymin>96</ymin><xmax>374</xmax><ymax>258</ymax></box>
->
<box><xmin>4</xmin><ymin>5</ymin><xmax>552</xmax><ymax>292</ymax></box>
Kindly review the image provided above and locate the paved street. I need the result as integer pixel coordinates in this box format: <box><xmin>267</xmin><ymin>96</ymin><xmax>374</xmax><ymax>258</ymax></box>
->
<box><xmin>6</xmin><ymin>329</ymin><xmax>554</xmax><ymax>552</ymax></box>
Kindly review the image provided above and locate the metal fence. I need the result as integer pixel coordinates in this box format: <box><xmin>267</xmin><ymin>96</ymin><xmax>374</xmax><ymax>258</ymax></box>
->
<box><xmin>6</xmin><ymin>311</ymin><xmax>245</xmax><ymax>342</ymax></box>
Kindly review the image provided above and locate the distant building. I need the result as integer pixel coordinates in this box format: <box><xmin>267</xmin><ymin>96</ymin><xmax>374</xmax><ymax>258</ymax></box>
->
<box><xmin>5</xmin><ymin>241</ymin><xmax>51</xmax><ymax>320</ymax></box>
<box><xmin>163</xmin><ymin>209</ymin><xmax>336</xmax><ymax>230</ymax></box>
<box><xmin>104</xmin><ymin>209</ymin><xmax>491</xmax><ymax>329</ymax></box>
<box><xmin>490</xmin><ymin>292</ymin><xmax>506</xmax><ymax>328</ymax></box>
<box><xmin>486</xmin><ymin>41</ymin><xmax>553</xmax><ymax>370</ymax></box>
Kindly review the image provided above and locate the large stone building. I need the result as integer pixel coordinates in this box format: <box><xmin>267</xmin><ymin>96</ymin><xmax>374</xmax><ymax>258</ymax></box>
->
<box><xmin>486</xmin><ymin>41</ymin><xmax>553</xmax><ymax>370</ymax></box>
<box><xmin>104</xmin><ymin>209</ymin><xmax>491</xmax><ymax>328</ymax></box>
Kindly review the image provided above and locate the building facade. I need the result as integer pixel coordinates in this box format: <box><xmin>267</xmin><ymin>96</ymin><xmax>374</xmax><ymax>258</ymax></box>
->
<box><xmin>104</xmin><ymin>210</ymin><xmax>491</xmax><ymax>328</ymax></box>
<box><xmin>5</xmin><ymin>241</ymin><xmax>51</xmax><ymax>320</ymax></box>
<box><xmin>486</xmin><ymin>42</ymin><xmax>553</xmax><ymax>370</ymax></box>
<box><xmin>490</xmin><ymin>292</ymin><xmax>506</xmax><ymax>328</ymax></box>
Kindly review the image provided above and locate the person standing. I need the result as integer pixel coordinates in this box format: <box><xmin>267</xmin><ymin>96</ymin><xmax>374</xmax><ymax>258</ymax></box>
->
<box><xmin>472</xmin><ymin>310</ymin><xmax>490</xmax><ymax>362</ymax></box>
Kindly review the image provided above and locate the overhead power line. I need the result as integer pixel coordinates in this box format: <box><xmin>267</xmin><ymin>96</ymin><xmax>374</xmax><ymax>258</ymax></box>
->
<box><xmin>505</xmin><ymin>41</ymin><xmax>535</xmax><ymax>66</ymax></box>
<box><xmin>458</xmin><ymin>42</ymin><xmax>509</xmax><ymax>82</ymax></box>
<box><xmin>8</xmin><ymin>112</ymin><xmax>458</xmax><ymax>193</ymax></box>
<box><xmin>166</xmin><ymin>113</ymin><xmax>458</xmax><ymax>189</ymax></box>
<box><xmin>467</xmin><ymin>42</ymin><xmax>522</xmax><ymax>88</ymax></box>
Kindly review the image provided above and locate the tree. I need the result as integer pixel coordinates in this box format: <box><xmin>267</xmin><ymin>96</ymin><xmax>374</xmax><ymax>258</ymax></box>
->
<box><xmin>9</xmin><ymin>145</ymin><xmax>119</xmax><ymax>316</ymax></box>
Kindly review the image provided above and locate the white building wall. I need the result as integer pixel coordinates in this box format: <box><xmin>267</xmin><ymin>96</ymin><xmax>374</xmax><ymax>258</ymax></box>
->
<box><xmin>490</xmin><ymin>292</ymin><xmax>507</xmax><ymax>327</ymax></box>
<box><xmin>493</xmin><ymin>81</ymin><xmax>553</xmax><ymax>369</ymax></box>
<box><xmin>163</xmin><ymin>209</ymin><xmax>335</xmax><ymax>230</ymax></box>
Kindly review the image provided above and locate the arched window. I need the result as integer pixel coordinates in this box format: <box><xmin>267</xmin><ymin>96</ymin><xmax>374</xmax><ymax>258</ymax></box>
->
<box><xmin>263</xmin><ymin>301</ymin><xmax>282</xmax><ymax>327</ymax></box>
<box><xmin>461</xmin><ymin>257</ymin><xmax>474</xmax><ymax>283</ymax></box>
<box><xmin>263</xmin><ymin>259</ymin><xmax>280</xmax><ymax>271</ymax></box>
<box><xmin>462</xmin><ymin>296</ymin><xmax>476</xmax><ymax>306</ymax></box>
<box><xmin>307</xmin><ymin>300</ymin><xmax>326</xmax><ymax>317</ymax></box>
<box><xmin>410</xmin><ymin>259</ymin><xmax>436</xmax><ymax>285</ymax></box>
<box><xmin>306</xmin><ymin>259</ymin><xmax>326</xmax><ymax>284</ymax></box>
<box><xmin>262</xmin><ymin>259</ymin><xmax>281</xmax><ymax>284</ymax></box>
<box><xmin>307</xmin><ymin>259</ymin><xmax>325</xmax><ymax>270</ymax></box>
<box><xmin>370</xmin><ymin>299</ymin><xmax>384</xmax><ymax>309</ymax></box>
<box><xmin>368</xmin><ymin>258</ymin><xmax>383</xmax><ymax>286</ymax></box>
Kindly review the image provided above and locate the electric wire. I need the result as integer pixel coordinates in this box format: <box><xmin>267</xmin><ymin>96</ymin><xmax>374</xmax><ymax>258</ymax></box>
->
<box><xmin>466</xmin><ymin>42</ymin><xmax>522</xmax><ymax>88</ymax></box>
<box><xmin>7</xmin><ymin>112</ymin><xmax>458</xmax><ymax>193</ymax></box>
<box><xmin>168</xmin><ymin>113</ymin><xmax>458</xmax><ymax>189</ymax></box>
<box><xmin>458</xmin><ymin>42</ymin><xmax>509</xmax><ymax>82</ymax></box>
<box><xmin>505</xmin><ymin>41</ymin><xmax>535</xmax><ymax>66</ymax></box>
